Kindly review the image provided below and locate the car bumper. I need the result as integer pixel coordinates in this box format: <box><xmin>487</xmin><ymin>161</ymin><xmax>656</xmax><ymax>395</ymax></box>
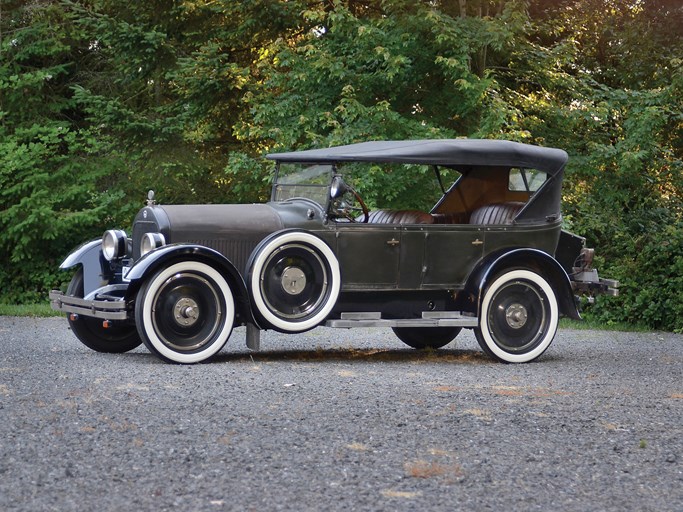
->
<box><xmin>570</xmin><ymin>270</ymin><xmax>619</xmax><ymax>297</ymax></box>
<box><xmin>49</xmin><ymin>290</ymin><xmax>129</xmax><ymax>321</ymax></box>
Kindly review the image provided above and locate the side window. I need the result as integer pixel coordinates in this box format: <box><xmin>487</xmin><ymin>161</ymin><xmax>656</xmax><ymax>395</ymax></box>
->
<box><xmin>509</xmin><ymin>168</ymin><xmax>547</xmax><ymax>193</ymax></box>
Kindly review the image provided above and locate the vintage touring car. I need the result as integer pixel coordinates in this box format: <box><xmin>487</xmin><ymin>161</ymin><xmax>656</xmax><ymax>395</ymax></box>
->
<box><xmin>50</xmin><ymin>139</ymin><xmax>618</xmax><ymax>363</ymax></box>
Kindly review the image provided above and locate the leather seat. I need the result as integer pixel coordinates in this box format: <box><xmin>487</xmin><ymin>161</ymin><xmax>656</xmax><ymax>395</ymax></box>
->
<box><xmin>431</xmin><ymin>212</ymin><xmax>468</xmax><ymax>224</ymax></box>
<box><xmin>366</xmin><ymin>209</ymin><xmax>434</xmax><ymax>224</ymax></box>
<box><xmin>469</xmin><ymin>202</ymin><xmax>524</xmax><ymax>225</ymax></box>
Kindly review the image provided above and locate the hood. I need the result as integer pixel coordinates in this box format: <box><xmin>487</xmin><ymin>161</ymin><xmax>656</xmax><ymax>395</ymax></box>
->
<box><xmin>160</xmin><ymin>204</ymin><xmax>283</xmax><ymax>240</ymax></box>
<box><xmin>132</xmin><ymin>204</ymin><xmax>284</xmax><ymax>273</ymax></box>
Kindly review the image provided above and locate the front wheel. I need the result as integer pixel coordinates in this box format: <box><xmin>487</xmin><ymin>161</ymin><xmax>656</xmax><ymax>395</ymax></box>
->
<box><xmin>66</xmin><ymin>268</ymin><xmax>142</xmax><ymax>353</ymax></box>
<box><xmin>474</xmin><ymin>269</ymin><xmax>559</xmax><ymax>363</ymax></box>
<box><xmin>392</xmin><ymin>326</ymin><xmax>461</xmax><ymax>349</ymax></box>
<box><xmin>135</xmin><ymin>261</ymin><xmax>235</xmax><ymax>364</ymax></box>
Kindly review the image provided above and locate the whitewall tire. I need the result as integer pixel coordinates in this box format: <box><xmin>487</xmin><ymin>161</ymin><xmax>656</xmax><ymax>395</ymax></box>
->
<box><xmin>135</xmin><ymin>261</ymin><xmax>235</xmax><ymax>364</ymax></box>
<box><xmin>474</xmin><ymin>269</ymin><xmax>559</xmax><ymax>363</ymax></box>
<box><xmin>248</xmin><ymin>232</ymin><xmax>341</xmax><ymax>332</ymax></box>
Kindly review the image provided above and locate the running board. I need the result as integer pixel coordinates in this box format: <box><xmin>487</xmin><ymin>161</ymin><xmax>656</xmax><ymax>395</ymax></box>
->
<box><xmin>325</xmin><ymin>311</ymin><xmax>478</xmax><ymax>329</ymax></box>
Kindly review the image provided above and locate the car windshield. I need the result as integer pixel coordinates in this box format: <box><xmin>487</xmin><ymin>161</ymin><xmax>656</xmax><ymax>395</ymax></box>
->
<box><xmin>272</xmin><ymin>163</ymin><xmax>333</xmax><ymax>205</ymax></box>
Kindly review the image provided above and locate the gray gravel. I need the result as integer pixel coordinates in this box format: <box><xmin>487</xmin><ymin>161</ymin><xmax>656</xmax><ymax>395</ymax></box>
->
<box><xmin>1</xmin><ymin>316</ymin><xmax>681</xmax><ymax>511</ymax></box>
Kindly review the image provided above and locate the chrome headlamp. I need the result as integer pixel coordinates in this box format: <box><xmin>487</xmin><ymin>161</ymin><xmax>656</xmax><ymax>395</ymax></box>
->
<box><xmin>102</xmin><ymin>230</ymin><xmax>127</xmax><ymax>261</ymax></box>
<box><xmin>140</xmin><ymin>232</ymin><xmax>166</xmax><ymax>256</ymax></box>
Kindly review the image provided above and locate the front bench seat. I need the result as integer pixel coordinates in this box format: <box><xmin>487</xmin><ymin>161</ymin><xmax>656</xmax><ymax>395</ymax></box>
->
<box><xmin>469</xmin><ymin>202</ymin><xmax>525</xmax><ymax>225</ymax></box>
<box><xmin>365</xmin><ymin>209</ymin><xmax>434</xmax><ymax>224</ymax></box>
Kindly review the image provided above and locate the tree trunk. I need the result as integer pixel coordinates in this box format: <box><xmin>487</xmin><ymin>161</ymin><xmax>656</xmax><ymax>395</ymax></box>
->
<box><xmin>459</xmin><ymin>0</ymin><xmax>467</xmax><ymax>18</ymax></box>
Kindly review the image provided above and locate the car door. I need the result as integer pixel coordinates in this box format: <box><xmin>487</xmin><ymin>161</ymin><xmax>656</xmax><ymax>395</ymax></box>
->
<box><xmin>420</xmin><ymin>225</ymin><xmax>484</xmax><ymax>288</ymax></box>
<box><xmin>334</xmin><ymin>223</ymin><xmax>401</xmax><ymax>290</ymax></box>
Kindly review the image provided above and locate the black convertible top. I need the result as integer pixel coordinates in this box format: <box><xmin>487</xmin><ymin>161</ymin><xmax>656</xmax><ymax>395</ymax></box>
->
<box><xmin>267</xmin><ymin>139</ymin><xmax>568</xmax><ymax>175</ymax></box>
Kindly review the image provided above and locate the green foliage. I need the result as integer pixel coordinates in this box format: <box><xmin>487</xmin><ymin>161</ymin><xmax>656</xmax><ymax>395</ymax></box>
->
<box><xmin>234</xmin><ymin>0</ymin><xmax>534</xmax><ymax>208</ymax></box>
<box><xmin>0</xmin><ymin>1</ymin><xmax>133</xmax><ymax>302</ymax></box>
<box><xmin>1</xmin><ymin>0</ymin><xmax>682</xmax><ymax>332</ymax></box>
<box><xmin>586</xmin><ymin>215</ymin><xmax>683</xmax><ymax>333</ymax></box>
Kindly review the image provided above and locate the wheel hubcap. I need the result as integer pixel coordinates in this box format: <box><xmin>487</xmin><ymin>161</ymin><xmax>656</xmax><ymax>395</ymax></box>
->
<box><xmin>281</xmin><ymin>266</ymin><xmax>307</xmax><ymax>295</ymax></box>
<box><xmin>488</xmin><ymin>280</ymin><xmax>548</xmax><ymax>353</ymax></box>
<box><xmin>151</xmin><ymin>272</ymin><xmax>223</xmax><ymax>351</ymax></box>
<box><xmin>505</xmin><ymin>303</ymin><xmax>528</xmax><ymax>329</ymax></box>
<box><xmin>260</xmin><ymin>243</ymin><xmax>329</xmax><ymax>320</ymax></box>
<box><xmin>173</xmin><ymin>297</ymin><xmax>199</xmax><ymax>327</ymax></box>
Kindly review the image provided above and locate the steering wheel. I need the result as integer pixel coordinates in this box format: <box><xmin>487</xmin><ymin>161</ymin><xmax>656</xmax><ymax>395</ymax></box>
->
<box><xmin>330</xmin><ymin>176</ymin><xmax>369</xmax><ymax>223</ymax></box>
<box><xmin>336</xmin><ymin>189</ymin><xmax>369</xmax><ymax>223</ymax></box>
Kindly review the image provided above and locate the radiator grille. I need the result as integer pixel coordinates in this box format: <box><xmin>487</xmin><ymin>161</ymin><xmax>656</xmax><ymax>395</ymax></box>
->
<box><xmin>187</xmin><ymin>238</ymin><xmax>261</xmax><ymax>274</ymax></box>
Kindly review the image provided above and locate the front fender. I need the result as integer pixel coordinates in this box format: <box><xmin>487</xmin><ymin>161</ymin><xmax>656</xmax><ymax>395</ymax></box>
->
<box><xmin>465</xmin><ymin>248</ymin><xmax>581</xmax><ymax>320</ymax></box>
<box><xmin>59</xmin><ymin>239</ymin><xmax>109</xmax><ymax>296</ymax></box>
<box><xmin>124</xmin><ymin>244</ymin><xmax>256</xmax><ymax>325</ymax></box>
<box><xmin>60</xmin><ymin>239</ymin><xmax>101</xmax><ymax>270</ymax></box>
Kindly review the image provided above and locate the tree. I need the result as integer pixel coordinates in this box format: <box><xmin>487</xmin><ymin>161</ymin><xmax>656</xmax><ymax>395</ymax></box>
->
<box><xmin>0</xmin><ymin>1</ymin><xmax>132</xmax><ymax>301</ymax></box>
<box><xmin>232</xmin><ymin>0</ymin><xmax>532</xmax><ymax>207</ymax></box>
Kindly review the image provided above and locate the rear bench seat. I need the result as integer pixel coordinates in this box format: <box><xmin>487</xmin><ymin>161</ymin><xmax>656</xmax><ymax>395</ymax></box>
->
<box><xmin>469</xmin><ymin>202</ymin><xmax>525</xmax><ymax>225</ymax></box>
<box><xmin>431</xmin><ymin>212</ymin><xmax>469</xmax><ymax>224</ymax></box>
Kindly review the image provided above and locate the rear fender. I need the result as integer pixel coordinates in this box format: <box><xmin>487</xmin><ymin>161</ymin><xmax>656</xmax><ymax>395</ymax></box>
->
<box><xmin>124</xmin><ymin>244</ymin><xmax>256</xmax><ymax>326</ymax></box>
<box><xmin>465</xmin><ymin>248</ymin><xmax>581</xmax><ymax>320</ymax></box>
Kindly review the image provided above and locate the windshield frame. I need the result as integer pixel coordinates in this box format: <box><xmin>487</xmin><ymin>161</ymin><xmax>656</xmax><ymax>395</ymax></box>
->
<box><xmin>270</xmin><ymin>163</ymin><xmax>336</xmax><ymax>207</ymax></box>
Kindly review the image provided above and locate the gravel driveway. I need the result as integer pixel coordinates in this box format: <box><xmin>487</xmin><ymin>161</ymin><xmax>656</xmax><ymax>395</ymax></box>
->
<box><xmin>1</xmin><ymin>317</ymin><xmax>681</xmax><ymax>511</ymax></box>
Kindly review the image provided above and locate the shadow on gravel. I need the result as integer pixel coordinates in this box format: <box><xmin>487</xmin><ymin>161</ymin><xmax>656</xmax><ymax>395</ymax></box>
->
<box><xmin>98</xmin><ymin>347</ymin><xmax>562</xmax><ymax>366</ymax></box>
<box><xmin>211</xmin><ymin>347</ymin><xmax>491</xmax><ymax>365</ymax></box>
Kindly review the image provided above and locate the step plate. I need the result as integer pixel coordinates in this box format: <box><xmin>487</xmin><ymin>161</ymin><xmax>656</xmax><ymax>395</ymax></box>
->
<box><xmin>326</xmin><ymin>312</ymin><xmax>478</xmax><ymax>329</ymax></box>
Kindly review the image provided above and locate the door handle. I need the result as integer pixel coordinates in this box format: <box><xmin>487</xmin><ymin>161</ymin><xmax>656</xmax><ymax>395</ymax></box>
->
<box><xmin>386</xmin><ymin>238</ymin><xmax>400</xmax><ymax>246</ymax></box>
<box><xmin>471</xmin><ymin>238</ymin><xmax>484</xmax><ymax>246</ymax></box>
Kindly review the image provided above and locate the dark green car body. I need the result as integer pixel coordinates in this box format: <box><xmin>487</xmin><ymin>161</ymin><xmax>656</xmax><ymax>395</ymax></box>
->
<box><xmin>50</xmin><ymin>139</ymin><xmax>618</xmax><ymax>364</ymax></box>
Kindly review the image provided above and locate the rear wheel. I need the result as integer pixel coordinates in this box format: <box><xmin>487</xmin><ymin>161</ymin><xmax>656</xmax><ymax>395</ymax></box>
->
<box><xmin>66</xmin><ymin>268</ymin><xmax>142</xmax><ymax>353</ymax></box>
<box><xmin>474</xmin><ymin>269</ymin><xmax>558</xmax><ymax>363</ymax></box>
<box><xmin>135</xmin><ymin>261</ymin><xmax>235</xmax><ymax>364</ymax></box>
<box><xmin>392</xmin><ymin>326</ymin><xmax>461</xmax><ymax>349</ymax></box>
